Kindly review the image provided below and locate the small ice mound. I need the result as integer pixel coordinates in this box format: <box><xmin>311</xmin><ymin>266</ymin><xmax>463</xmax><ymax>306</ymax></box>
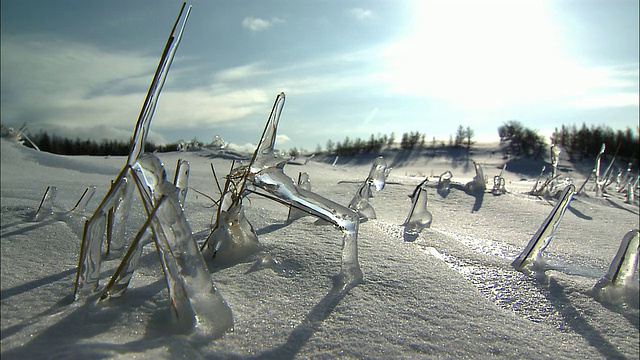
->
<box><xmin>245</xmin><ymin>253</ymin><xmax>305</xmax><ymax>278</ymax></box>
<box><xmin>206</xmin><ymin>202</ymin><xmax>263</xmax><ymax>266</ymax></box>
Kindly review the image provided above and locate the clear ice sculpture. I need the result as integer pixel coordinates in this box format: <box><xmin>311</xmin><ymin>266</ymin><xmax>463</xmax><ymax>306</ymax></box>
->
<box><xmin>491</xmin><ymin>164</ymin><xmax>507</xmax><ymax>195</ymax></box>
<box><xmin>71</xmin><ymin>4</ymin><xmax>233</xmax><ymax>338</ymax></box>
<box><xmin>549</xmin><ymin>144</ymin><xmax>561</xmax><ymax>193</ymax></box>
<box><xmin>31</xmin><ymin>185</ymin><xmax>97</xmax><ymax>225</ymax></box>
<box><xmin>73</xmin><ymin>3</ymin><xmax>192</xmax><ymax>299</ymax></box>
<box><xmin>594</xmin><ymin>229</ymin><xmax>639</xmax><ymax>291</ymax></box>
<box><xmin>511</xmin><ymin>184</ymin><xmax>576</xmax><ymax>274</ymax></box>
<box><xmin>437</xmin><ymin>171</ymin><xmax>453</xmax><ymax>197</ymax></box>
<box><xmin>347</xmin><ymin>156</ymin><xmax>390</xmax><ymax>221</ymax></box>
<box><xmin>205</xmin><ymin>92</ymin><xmax>363</xmax><ymax>290</ymax></box>
<box><xmin>402</xmin><ymin>178</ymin><xmax>432</xmax><ymax>241</ymax></box>
<box><xmin>464</xmin><ymin>161</ymin><xmax>486</xmax><ymax>194</ymax></box>
<box><xmin>99</xmin><ymin>153</ymin><xmax>233</xmax><ymax>338</ymax></box>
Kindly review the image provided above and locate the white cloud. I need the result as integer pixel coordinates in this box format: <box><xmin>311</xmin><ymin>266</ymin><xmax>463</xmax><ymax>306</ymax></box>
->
<box><xmin>241</xmin><ymin>17</ymin><xmax>284</xmax><ymax>32</ymax></box>
<box><xmin>350</xmin><ymin>8</ymin><xmax>374</xmax><ymax>21</ymax></box>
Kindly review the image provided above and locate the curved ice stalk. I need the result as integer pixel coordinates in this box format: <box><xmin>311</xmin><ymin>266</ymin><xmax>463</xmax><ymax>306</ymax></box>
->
<box><xmin>132</xmin><ymin>154</ymin><xmax>233</xmax><ymax>338</ymax></box>
<box><xmin>252</xmin><ymin>168</ymin><xmax>363</xmax><ymax>289</ymax></box>
<box><xmin>173</xmin><ymin>159</ymin><xmax>190</xmax><ymax>207</ymax></box>
<box><xmin>530</xmin><ymin>166</ymin><xmax>546</xmax><ymax>195</ymax></box>
<box><xmin>465</xmin><ymin>162</ymin><xmax>486</xmax><ymax>194</ymax></box>
<box><xmin>367</xmin><ymin>156</ymin><xmax>390</xmax><ymax>191</ymax></box>
<box><xmin>349</xmin><ymin>181</ymin><xmax>376</xmax><ymax>221</ymax></box>
<box><xmin>127</xmin><ymin>4</ymin><xmax>191</xmax><ymax>165</ymax></box>
<box><xmin>287</xmin><ymin>172</ymin><xmax>312</xmax><ymax>222</ymax></box>
<box><xmin>511</xmin><ymin>184</ymin><xmax>575</xmax><ymax>273</ymax></box>
<box><xmin>594</xmin><ymin>229</ymin><xmax>639</xmax><ymax>290</ymax></box>
<box><xmin>32</xmin><ymin>186</ymin><xmax>58</xmax><ymax>222</ymax></box>
<box><xmin>250</xmin><ymin>92</ymin><xmax>287</xmax><ymax>172</ymax></box>
<box><xmin>402</xmin><ymin>179</ymin><xmax>432</xmax><ymax>241</ymax></box>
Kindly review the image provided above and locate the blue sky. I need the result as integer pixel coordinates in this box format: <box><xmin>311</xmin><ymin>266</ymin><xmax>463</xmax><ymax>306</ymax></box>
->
<box><xmin>1</xmin><ymin>0</ymin><xmax>638</xmax><ymax>151</ymax></box>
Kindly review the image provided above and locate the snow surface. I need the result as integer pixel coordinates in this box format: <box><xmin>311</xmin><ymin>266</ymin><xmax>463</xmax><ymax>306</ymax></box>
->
<box><xmin>1</xmin><ymin>138</ymin><xmax>638</xmax><ymax>359</ymax></box>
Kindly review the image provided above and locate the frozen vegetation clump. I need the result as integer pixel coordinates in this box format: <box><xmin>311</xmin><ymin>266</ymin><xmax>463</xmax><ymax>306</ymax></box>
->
<box><xmin>205</xmin><ymin>93</ymin><xmax>363</xmax><ymax>290</ymax></box>
<box><xmin>402</xmin><ymin>178</ymin><xmax>432</xmax><ymax>242</ymax></box>
<box><xmin>511</xmin><ymin>184</ymin><xmax>576</xmax><ymax>276</ymax></box>
<box><xmin>69</xmin><ymin>3</ymin><xmax>234</xmax><ymax>339</ymax></box>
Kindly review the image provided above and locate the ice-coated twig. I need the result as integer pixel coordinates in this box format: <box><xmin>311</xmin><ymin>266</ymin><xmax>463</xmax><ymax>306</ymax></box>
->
<box><xmin>529</xmin><ymin>166</ymin><xmax>546</xmax><ymax>195</ymax></box>
<box><xmin>72</xmin><ymin>3</ymin><xmax>191</xmax><ymax>301</ymax></box>
<box><xmin>402</xmin><ymin>178</ymin><xmax>432</xmax><ymax>241</ymax></box>
<box><xmin>69</xmin><ymin>186</ymin><xmax>97</xmax><ymax>214</ymax></box>
<box><xmin>577</xmin><ymin>143</ymin><xmax>606</xmax><ymax>195</ymax></box>
<box><xmin>594</xmin><ymin>229</ymin><xmax>639</xmax><ymax>290</ymax></box>
<box><xmin>491</xmin><ymin>164</ymin><xmax>507</xmax><ymax>195</ymax></box>
<box><xmin>512</xmin><ymin>184</ymin><xmax>576</xmax><ymax>273</ymax></box>
<box><xmin>32</xmin><ymin>186</ymin><xmax>58</xmax><ymax>222</ymax></box>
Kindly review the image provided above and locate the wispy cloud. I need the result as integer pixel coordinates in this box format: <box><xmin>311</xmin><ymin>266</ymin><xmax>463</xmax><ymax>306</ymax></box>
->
<box><xmin>241</xmin><ymin>17</ymin><xmax>284</xmax><ymax>32</ymax></box>
<box><xmin>349</xmin><ymin>8</ymin><xmax>374</xmax><ymax>21</ymax></box>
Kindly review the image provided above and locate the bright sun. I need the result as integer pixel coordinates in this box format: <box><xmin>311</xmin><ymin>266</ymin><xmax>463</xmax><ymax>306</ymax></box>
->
<box><xmin>380</xmin><ymin>0</ymin><xmax>617</xmax><ymax>109</ymax></box>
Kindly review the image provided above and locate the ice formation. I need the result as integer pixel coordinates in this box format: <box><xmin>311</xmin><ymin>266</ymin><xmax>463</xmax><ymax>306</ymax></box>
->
<box><xmin>577</xmin><ymin>143</ymin><xmax>606</xmax><ymax>195</ymax></box>
<box><xmin>32</xmin><ymin>186</ymin><xmax>58</xmax><ymax>222</ymax></box>
<box><xmin>101</xmin><ymin>153</ymin><xmax>233</xmax><ymax>338</ymax></box>
<box><xmin>594</xmin><ymin>229</ymin><xmax>639</xmax><ymax>290</ymax></box>
<box><xmin>464</xmin><ymin>161</ymin><xmax>486</xmax><ymax>194</ymax></box>
<box><xmin>491</xmin><ymin>164</ymin><xmax>507</xmax><ymax>195</ymax></box>
<box><xmin>349</xmin><ymin>181</ymin><xmax>377</xmax><ymax>221</ymax></box>
<box><xmin>287</xmin><ymin>172</ymin><xmax>312</xmax><ymax>222</ymax></box>
<box><xmin>208</xmin><ymin>92</ymin><xmax>363</xmax><ymax>290</ymax></box>
<box><xmin>437</xmin><ymin>171</ymin><xmax>453</xmax><ymax>197</ymax></box>
<box><xmin>402</xmin><ymin>178</ymin><xmax>432</xmax><ymax>241</ymax></box>
<box><xmin>367</xmin><ymin>156</ymin><xmax>391</xmax><ymax>191</ymax></box>
<box><xmin>511</xmin><ymin>184</ymin><xmax>576</xmax><ymax>274</ymax></box>
<box><xmin>69</xmin><ymin>3</ymin><xmax>233</xmax><ymax>338</ymax></box>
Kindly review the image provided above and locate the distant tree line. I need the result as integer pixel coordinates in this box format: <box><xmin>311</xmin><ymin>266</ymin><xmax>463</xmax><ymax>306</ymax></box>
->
<box><xmin>26</xmin><ymin>131</ymin><xmax>179</xmax><ymax>156</ymax></box>
<box><xmin>550</xmin><ymin>123</ymin><xmax>639</xmax><ymax>163</ymax></box>
<box><xmin>498</xmin><ymin>120</ymin><xmax>547</xmax><ymax>159</ymax></box>
<box><xmin>320</xmin><ymin>125</ymin><xmax>475</xmax><ymax>156</ymax></box>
